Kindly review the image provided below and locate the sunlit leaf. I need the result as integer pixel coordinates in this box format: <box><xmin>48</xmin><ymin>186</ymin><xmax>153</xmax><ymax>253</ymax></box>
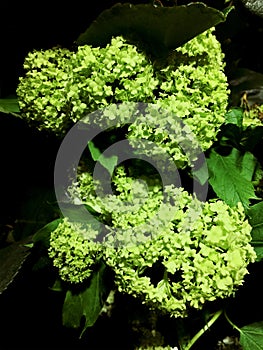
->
<box><xmin>0</xmin><ymin>98</ymin><xmax>20</xmax><ymax>117</ymax></box>
<box><xmin>225</xmin><ymin>108</ymin><xmax>243</xmax><ymax>128</ymax></box>
<box><xmin>88</xmin><ymin>140</ymin><xmax>118</xmax><ymax>175</ymax></box>
<box><xmin>207</xmin><ymin>148</ymin><xmax>259</xmax><ymax>209</ymax></box>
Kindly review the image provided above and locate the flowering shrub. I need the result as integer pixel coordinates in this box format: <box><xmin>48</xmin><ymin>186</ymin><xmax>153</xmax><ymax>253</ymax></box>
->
<box><xmin>17</xmin><ymin>30</ymin><xmax>229</xmax><ymax>155</ymax></box>
<box><xmin>49</xmin><ymin>167</ymin><xmax>256</xmax><ymax>317</ymax></box>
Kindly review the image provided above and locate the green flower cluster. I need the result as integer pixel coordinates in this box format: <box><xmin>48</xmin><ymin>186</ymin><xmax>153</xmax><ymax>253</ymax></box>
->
<box><xmin>17</xmin><ymin>37</ymin><xmax>157</xmax><ymax>135</ymax></box>
<box><xmin>104</xmin><ymin>191</ymin><xmax>256</xmax><ymax>317</ymax></box>
<box><xmin>48</xmin><ymin>218</ymin><xmax>102</xmax><ymax>283</ymax></box>
<box><xmin>129</xmin><ymin>29</ymin><xmax>229</xmax><ymax>157</ymax></box>
<box><xmin>49</xmin><ymin>167</ymin><xmax>256</xmax><ymax>315</ymax></box>
<box><xmin>243</xmin><ymin>104</ymin><xmax>263</xmax><ymax>127</ymax></box>
<box><xmin>17</xmin><ymin>30</ymin><xmax>229</xmax><ymax>153</ymax></box>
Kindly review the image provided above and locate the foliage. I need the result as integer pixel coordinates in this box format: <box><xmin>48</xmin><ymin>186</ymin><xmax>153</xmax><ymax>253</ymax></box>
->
<box><xmin>76</xmin><ymin>2</ymin><xmax>229</xmax><ymax>59</ymax></box>
<box><xmin>62</xmin><ymin>262</ymin><xmax>112</xmax><ymax>337</ymax></box>
<box><xmin>206</xmin><ymin>148</ymin><xmax>259</xmax><ymax>209</ymax></box>
<box><xmin>239</xmin><ymin>321</ymin><xmax>263</xmax><ymax>350</ymax></box>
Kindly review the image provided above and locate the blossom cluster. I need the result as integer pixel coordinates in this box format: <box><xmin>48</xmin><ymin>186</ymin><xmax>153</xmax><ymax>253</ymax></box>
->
<box><xmin>17</xmin><ymin>29</ymin><xmax>229</xmax><ymax>155</ymax></box>
<box><xmin>48</xmin><ymin>167</ymin><xmax>256</xmax><ymax>316</ymax></box>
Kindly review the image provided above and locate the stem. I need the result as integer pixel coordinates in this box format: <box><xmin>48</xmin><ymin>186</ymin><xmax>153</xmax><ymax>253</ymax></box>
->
<box><xmin>224</xmin><ymin>310</ymin><xmax>242</xmax><ymax>333</ymax></box>
<box><xmin>183</xmin><ymin>309</ymin><xmax>223</xmax><ymax>350</ymax></box>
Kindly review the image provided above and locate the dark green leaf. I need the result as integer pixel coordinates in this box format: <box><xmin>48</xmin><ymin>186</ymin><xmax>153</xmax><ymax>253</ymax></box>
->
<box><xmin>207</xmin><ymin>148</ymin><xmax>259</xmax><ymax>208</ymax></box>
<box><xmin>248</xmin><ymin>201</ymin><xmax>263</xmax><ymax>241</ymax></box>
<box><xmin>32</xmin><ymin>218</ymin><xmax>62</xmax><ymax>248</ymax></box>
<box><xmin>240</xmin><ymin>126</ymin><xmax>263</xmax><ymax>152</ymax></box>
<box><xmin>247</xmin><ymin>201</ymin><xmax>263</xmax><ymax>261</ymax></box>
<box><xmin>240</xmin><ymin>321</ymin><xmax>263</xmax><ymax>350</ymax></box>
<box><xmin>63</xmin><ymin>289</ymin><xmax>83</xmax><ymax>329</ymax></box>
<box><xmin>13</xmin><ymin>186</ymin><xmax>59</xmax><ymax>241</ymax></box>
<box><xmin>76</xmin><ymin>3</ymin><xmax>229</xmax><ymax>59</ymax></box>
<box><xmin>0</xmin><ymin>239</ymin><xmax>31</xmax><ymax>294</ymax></box>
<box><xmin>50</xmin><ymin>279</ymin><xmax>64</xmax><ymax>292</ymax></box>
<box><xmin>0</xmin><ymin>98</ymin><xmax>20</xmax><ymax>117</ymax></box>
<box><xmin>62</xmin><ymin>262</ymin><xmax>112</xmax><ymax>337</ymax></box>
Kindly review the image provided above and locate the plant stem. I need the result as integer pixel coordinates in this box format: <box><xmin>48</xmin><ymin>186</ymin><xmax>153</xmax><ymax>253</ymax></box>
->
<box><xmin>183</xmin><ymin>309</ymin><xmax>223</xmax><ymax>350</ymax></box>
<box><xmin>224</xmin><ymin>310</ymin><xmax>242</xmax><ymax>333</ymax></box>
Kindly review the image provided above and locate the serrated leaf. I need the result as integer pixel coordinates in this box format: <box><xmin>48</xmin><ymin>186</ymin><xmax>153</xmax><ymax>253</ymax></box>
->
<box><xmin>240</xmin><ymin>321</ymin><xmax>263</xmax><ymax>350</ymax></box>
<box><xmin>0</xmin><ymin>98</ymin><xmax>20</xmax><ymax>117</ymax></box>
<box><xmin>207</xmin><ymin>148</ymin><xmax>258</xmax><ymax>209</ymax></box>
<box><xmin>0</xmin><ymin>239</ymin><xmax>31</xmax><ymax>294</ymax></box>
<box><xmin>76</xmin><ymin>3</ymin><xmax>229</xmax><ymax>59</ymax></box>
<box><xmin>62</xmin><ymin>262</ymin><xmax>111</xmax><ymax>337</ymax></box>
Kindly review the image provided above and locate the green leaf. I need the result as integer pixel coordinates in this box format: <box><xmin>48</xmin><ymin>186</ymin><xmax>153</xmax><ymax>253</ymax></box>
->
<box><xmin>62</xmin><ymin>289</ymin><xmax>83</xmax><ymax>329</ymax></box>
<box><xmin>241</xmin><ymin>126</ymin><xmax>263</xmax><ymax>152</ymax></box>
<box><xmin>13</xmin><ymin>186</ymin><xmax>59</xmax><ymax>241</ymax></box>
<box><xmin>0</xmin><ymin>98</ymin><xmax>20</xmax><ymax>117</ymax></box>
<box><xmin>76</xmin><ymin>3</ymin><xmax>229</xmax><ymax>59</ymax></box>
<box><xmin>252</xmin><ymin>246</ymin><xmax>263</xmax><ymax>262</ymax></box>
<box><xmin>193</xmin><ymin>163</ymin><xmax>209</xmax><ymax>186</ymax></box>
<box><xmin>62</xmin><ymin>262</ymin><xmax>111</xmax><ymax>337</ymax></box>
<box><xmin>207</xmin><ymin>148</ymin><xmax>259</xmax><ymax>209</ymax></box>
<box><xmin>225</xmin><ymin>108</ymin><xmax>243</xmax><ymax>128</ymax></box>
<box><xmin>240</xmin><ymin>321</ymin><xmax>263</xmax><ymax>350</ymax></box>
<box><xmin>247</xmin><ymin>201</ymin><xmax>263</xmax><ymax>261</ymax></box>
<box><xmin>248</xmin><ymin>201</ymin><xmax>263</xmax><ymax>241</ymax></box>
<box><xmin>32</xmin><ymin>218</ymin><xmax>62</xmax><ymax>248</ymax></box>
<box><xmin>88</xmin><ymin>140</ymin><xmax>118</xmax><ymax>175</ymax></box>
<box><xmin>0</xmin><ymin>239</ymin><xmax>31</xmax><ymax>294</ymax></box>
<box><xmin>88</xmin><ymin>140</ymin><xmax>101</xmax><ymax>161</ymax></box>
<box><xmin>50</xmin><ymin>279</ymin><xmax>64</xmax><ymax>292</ymax></box>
